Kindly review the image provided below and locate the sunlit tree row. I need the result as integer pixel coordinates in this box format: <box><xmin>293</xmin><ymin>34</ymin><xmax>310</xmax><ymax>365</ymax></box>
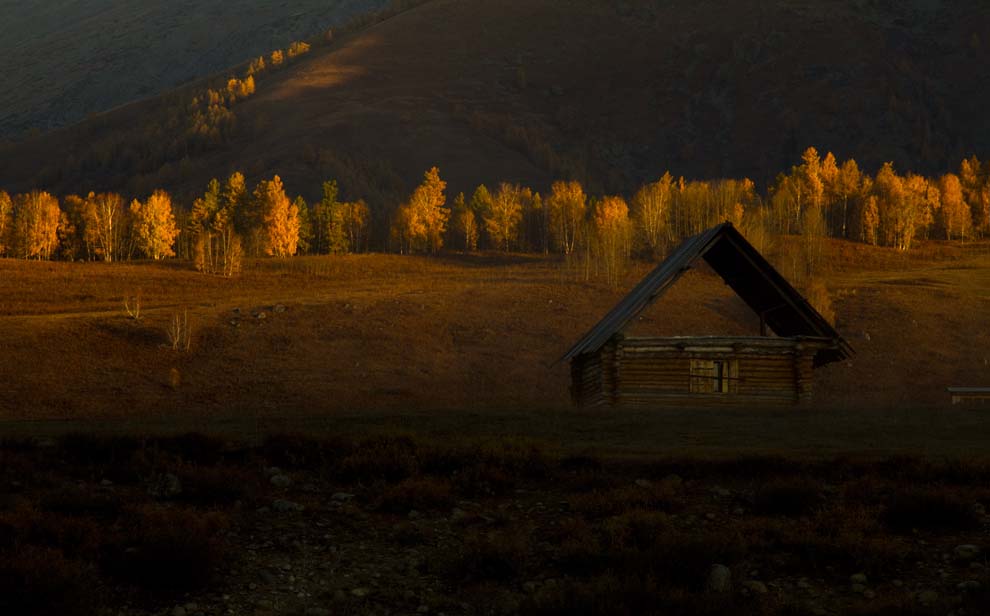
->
<box><xmin>2</xmin><ymin>149</ymin><xmax>988</xmax><ymax>277</ymax></box>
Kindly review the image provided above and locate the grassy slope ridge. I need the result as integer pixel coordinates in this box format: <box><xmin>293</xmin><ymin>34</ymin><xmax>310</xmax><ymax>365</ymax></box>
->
<box><xmin>2</xmin><ymin>0</ymin><xmax>990</xmax><ymax>204</ymax></box>
<box><xmin>0</xmin><ymin>0</ymin><xmax>387</xmax><ymax>137</ymax></box>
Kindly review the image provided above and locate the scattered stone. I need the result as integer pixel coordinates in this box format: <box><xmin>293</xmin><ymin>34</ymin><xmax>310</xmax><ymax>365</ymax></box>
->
<box><xmin>712</xmin><ymin>487</ymin><xmax>732</xmax><ymax>498</ymax></box>
<box><xmin>272</xmin><ymin>499</ymin><xmax>304</xmax><ymax>513</ymax></box>
<box><xmin>970</xmin><ymin>562</ymin><xmax>985</xmax><ymax>570</ymax></box>
<box><xmin>408</xmin><ymin>510</ymin><xmax>421</xmax><ymax>520</ymax></box>
<box><xmin>274</xmin><ymin>304</ymin><xmax>287</xmax><ymax>313</ymax></box>
<box><xmin>259</xmin><ymin>569</ymin><xmax>277</xmax><ymax>585</ymax></box>
<box><xmin>332</xmin><ymin>492</ymin><xmax>355</xmax><ymax>503</ymax></box>
<box><xmin>742</xmin><ymin>580</ymin><xmax>768</xmax><ymax>595</ymax></box>
<box><xmin>953</xmin><ymin>544</ymin><xmax>981</xmax><ymax>562</ymax></box>
<box><xmin>417</xmin><ymin>605</ymin><xmax>430</xmax><ymax>614</ymax></box>
<box><xmin>351</xmin><ymin>588</ymin><xmax>371</xmax><ymax>598</ymax></box>
<box><xmin>863</xmin><ymin>590</ymin><xmax>876</xmax><ymax>599</ymax></box>
<box><xmin>707</xmin><ymin>564</ymin><xmax>732</xmax><ymax>593</ymax></box>
<box><xmin>634</xmin><ymin>479</ymin><xmax>653</xmax><ymax>488</ymax></box>
<box><xmin>957</xmin><ymin>580</ymin><xmax>982</xmax><ymax>592</ymax></box>
<box><xmin>850</xmin><ymin>573</ymin><xmax>868</xmax><ymax>585</ymax></box>
<box><xmin>100</xmin><ymin>479</ymin><xmax>113</xmax><ymax>486</ymax></box>
<box><xmin>305</xmin><ymin>608</ymin><xmax>331</xmax><ymax>616</ymax></box>
<box><xmin>172</xmin><ymin>607</ymin><xmax>186</xmax><ymax>616</ymax></box>
<box><xmin>892</xmin><ymin>579</ymin><xmax>904</xmax><ymax>587</ymax></box>
<box><xmin>663</xmin><ymin>474</ymin><xmax>683</xmax><ymax>486</ymax></box>
<box><xmin>797</xmin><ymin>579</ymin><xmax>811</xmax><ymax>589</ymax></box>
<box><xmin>147</xmin><ymin>473</ymin><xmax>182</xmax><ymax>499</ymax></box>
<box><xmin>184</xmin><ymin>603</ymin><xmax>198</xmax><ymax>612</ymax></box>
<box><xmin>851</xmin><ymin>583</ymin><xmax>866</xmax><ymax>594</ymax></box>
<box><xmin>255</xmin><ymin>311</ymin><xmax>267</xmax><ymax>320</ymax></box>
<box><xmin>270</xmin><ymin>474</ymin><xmax>292</xmax><ymax>488</ymax></box>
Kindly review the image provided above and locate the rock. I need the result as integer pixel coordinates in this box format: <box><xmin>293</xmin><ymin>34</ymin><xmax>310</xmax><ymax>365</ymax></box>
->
<box><xmin>892</xmin><ymin>579</ymin><xmax>904</xmax><ymax>587</ymax></box>
<box><xmin>184</xmin><ymin>603</ymin><xmax>198</xmax><ymax>611</ymax></box>
<box><xmin>953</xmin><ymin>544</ymin><xmax>981</xmax><ymax>561</ymax></box>
<box><xmin>417</xmin><ymin>606</ymin><xmax>430</xmax><ymax>614</ymax></box>
<box><xmin>270</xmin><ymin>474</ymin><xmax>292</xmax><ymax>488</ymax></box>
<box><xmin>408</xmin><ymin>510</ymin><xmax>421</xmax><ymax>520</ymax></box>
<box><xmin>863</xmin><ymin>589</ymin><xmax>876</xmax><ymax>599</ymax></box>
<box><xmin>634</xmin><ymin>479</ymin><xmax>653</xmax><ymax>488</ymax></box>
<box><xmin>255</xmin><ymin>311</ymin><xmax>267</xmax><ymax>319</ymax></box>
<box><xmin>331</xmin><ymin>492</ymin><xmax>354</xmax><ymax>503</ymax></box>
<box><xmin>851</xmin><ymin>583</ymin><xmax>866</xmax><ymax>594</ymax></box>
<box><xmin>147</xmin><ymin>473</ymin><xmax>182</xmax><ymax>499</ymax></box>
<box><xmin>172</xmin><ymin>608</ymin><xmax>186</xmax><ymax>616</ymax></box>
<box><xmin>272</xmin><ymin>499</ymin><xmax>303</xmax><ymax>512</ymax></box>
<box><xmin>850</xmin><ymin>573</ymin><xmax>868</xmax><ymax>585</ymax></box>
<box><xmin>707</xmin><ymin>564</ymin><xmax>732</xmax><ymax>593</ymax></box>
<box><xmin>259</xmin><ymin>569</ymin><xmax>277</xmax><ymax>584</ymax></box>
<box><xmin>916</xmin><ymin>590</ymin><xmax>939</xmax><ymax>606</ymax></box>
<box><xmin>100</xmin><ymin>479</ymin><xmax>113</xmax><ymax>486</ymax></box>
<box><xmin>712</xmin><ymin>487</ymin><xmax>732</xmax><ymax>498</ymax></box>
<box><xmin>274</xmin><ymin>304</ymin><xmax>287</xmax><ymax>313</ymax></box>
<box><xmin>663</xmin><ymin>474</ymin><xmax>683</xmax><ymax>486</ymax></box>
<box><xmin>523</xmin><ymin>581</ymin><xmax>540</xmax><ymax>593</ymax></box>
<box><xmin>305</xmin><ymin>609</ymin><xmax>331</xmax><ymax>616</ymax></box>
<box><xmin>742</xmin><ymin>580</ymin><xmax>768</xmax><ymax>595</ymax></box>
<box><xmin>351</xmin><ymin>588</ymin><xmax>370</xmax><ymax>598</ymax></box>
<box><xmin>957</xmin><ymin>580</ymin><xmax>982</xmax><ymax>592</ymax></box>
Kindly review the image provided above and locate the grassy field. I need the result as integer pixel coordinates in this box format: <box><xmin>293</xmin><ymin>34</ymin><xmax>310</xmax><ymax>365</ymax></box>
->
<box><xmin>1</xmin><ymin>238</ymin><xmax>988</xmax><ymax>457</ymax></box>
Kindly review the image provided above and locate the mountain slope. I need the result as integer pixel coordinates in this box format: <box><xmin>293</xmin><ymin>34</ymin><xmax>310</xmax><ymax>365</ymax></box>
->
<box><xmin>2</xmin><ymin>0</ymin><xmax>989</xmax><ymax>211</ymax></box>
<box><xmin>0</xmin><ymin>0</ymin><xmax>386</xmax><ymax>137</ymax></box>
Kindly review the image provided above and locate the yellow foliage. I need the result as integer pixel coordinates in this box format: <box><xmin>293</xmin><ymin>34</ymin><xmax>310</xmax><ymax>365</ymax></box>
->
<box><xmin>130</xmin><ymin>190</ymin><xmax>179</xmax><ymax>260</ymax></box>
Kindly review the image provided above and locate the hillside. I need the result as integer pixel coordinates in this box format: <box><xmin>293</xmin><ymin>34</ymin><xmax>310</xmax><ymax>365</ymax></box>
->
<box><xmin>0</xmin><ymin>239</ymin><xmax>987</xmax><ymax>426</ymax></box>
<box><xmin>0</xmin><ymin>0</ymin><xmax>386</xmax><ymax>138</ymax></box>
<box><xmin>2</xmin><ymin>0</ymin><xmax>989</xmax><ymax>209</ymax></box>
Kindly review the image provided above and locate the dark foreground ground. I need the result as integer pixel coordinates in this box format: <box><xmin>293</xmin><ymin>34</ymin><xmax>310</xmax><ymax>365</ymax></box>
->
<box><xmin>2</xmin><ymin>432</ymin><xmax>988</xmax><ymax>616</ymax></box>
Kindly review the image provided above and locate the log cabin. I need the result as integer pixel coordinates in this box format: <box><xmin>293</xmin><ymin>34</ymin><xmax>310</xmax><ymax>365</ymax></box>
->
<box><xmin>561</xmin><ymin>223</ymin><xmax>853</xmax><ymax>408</ymax></box>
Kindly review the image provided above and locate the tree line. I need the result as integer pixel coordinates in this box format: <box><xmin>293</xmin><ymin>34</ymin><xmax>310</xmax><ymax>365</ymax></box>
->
<box><xmin>2</xmin><ymin>148</ymin><xmax>988</xmax><ymax>277</ymax></box>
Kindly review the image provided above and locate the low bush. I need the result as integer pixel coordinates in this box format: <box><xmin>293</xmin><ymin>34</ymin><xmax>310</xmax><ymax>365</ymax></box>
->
<box><xmin>40</xmin><ymin>486</ymin><xmax>122</xmax><ymax>518</ymax></box>
<box><xmin>263</xmin><ymin>433</ymin><xmax>351</xmax><ymax>470</ymax></box>
<box><xmin>176</xmin><ymin>463</ymin><xmax>262</xmax><ymax>506</ymax></box>
<box><xmin>882</xmin><ymin>485</ymin><xmax>980</xmax><ymax>532</ymax></box>
<box><xmin>102</xmin><ymin>505</ymin><xmax>228</xmax><ymax>593</ymax></box>
<box><xmin>0</xmin><ymin>546</ymin><xmax>96</xmax><ymax>616</ymax></box>
<box><xmin>336</xmin><ymin>436</ymin><xmax>418</xmax><ymax>483</ymax></box>
<box><xmin>753</xmin><ymin>478</ymin><xmax>823</xmax><ymax>517</ymax></box>
<box><xmin>453</xmin><ymin>529</ymin><xmax>530</xmax><ymax>582</ymax></box>
<box><xmin>378</xmin><ymin>476</ymin><xmax>453</xmax><ymax>513</ymax></box>
<box><xmin>572</xmin><ymin>482</ymin><xmax>681</xmax><ymax>518</ymax></box>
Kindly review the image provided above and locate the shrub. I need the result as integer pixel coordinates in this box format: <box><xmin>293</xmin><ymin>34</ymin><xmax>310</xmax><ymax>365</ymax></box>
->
<box><xmin>336</xmin><ymin>436</ymin><xmax>418</xmax><ymax>483</ymax></box>
<box><xmin>753</xmin><ymin>478</ymin><xmax>823</xmax><ymax>517</ymax></box>
<box><xmin>59</xmin><ymin>433</ymin><xmax>141</xmax><ymax>468</ymax></box>
<box><xmin>882</xmin><ymin>486</ymin><xmax>980</xmax><ymax>532</ymax></box>
<box><xmin>604</xmin><ymin>509</ymin><xmax>671</xmax><ymax>551</ymax></box>
<box><xmin>453</xmin><ymin>529</ymin><xmax>529</xmax><ymax>581</ymax></box>
<box><xmin>572</xmin><ymin>482</ymin><xmax>681</xmax><ymax>518</ymax></box>
<box><xmin>176</xmin><ymin>464</ymin><xmax>261</xmax><ymax>505</ymax></box>
<box><xmin>263</xmin><ymin>433</ymin><xmax>351</xmax><ymax>469</ymax></box>
<box><xmin>153</xmin><ymin>433</ymin><xmax>226</xmax><ymax>465</ymax></box>
<box><xmin>378</xmin><ymin>476</ymin><xmax>453</xmax><ymax>513</ymax></box>
<box><xmin>102</xmin><ymin>505</ymin><xmax>227</xmax><ymax>593</ymax></box>
<box><xmin>0</xmin><ymin>546</ymin><xmax>96</xmax><ymax>616</ymax></box>
<box><xmin>40</xmin><ymin>486</ymin><xmax>122</xmax><ymax>519</ymax></box>
<box><xmin>552</xmin><ymin>517</ymin><xmax>603</xmax><ymax>575</ymax></box>
<box><xmin>520</xmin><ymin>574</ymin><xmax>747</xmax><ymax>616</ymax></box>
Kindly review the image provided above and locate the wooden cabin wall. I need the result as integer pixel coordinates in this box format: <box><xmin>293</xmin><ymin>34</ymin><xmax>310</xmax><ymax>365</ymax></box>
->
<box><xmin>571</xmin><ymin>346</ymin><xmax>825</xmax><ymax>408</ymax></box>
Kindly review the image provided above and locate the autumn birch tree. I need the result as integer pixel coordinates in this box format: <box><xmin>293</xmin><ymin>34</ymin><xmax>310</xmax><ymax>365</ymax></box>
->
<box><xmin>256</xmin><ymin>175</ymin><xmax>300</xmax><ymax>257</ymax></box>
<box><xmin>0</xmin><ymin>190</ymin><xmax>12</xmax><ymax>257</ymax></box>
<box><xmin>396</xmin><ymin>167</ymin><xmax>449</xmax><ymax>253</ymax></box>
<box><xmin>631</xmin><ymin>173</ymin><xmax>673</xmax><ymax>257</ymax></box>
<box><xmin>484</xmin><ymin>183</ymin><xmax>523</xmax><ymax>252</ymax></box>
<box><xmin>13</xmin><ymin>191</ymin><xmax>61</xmax><ymax>260</ymax></box>
<box><xmin>547</xmin><ymin>180</ymin><xmax>586</xmax><ymax>255</ymax></box>
<box><xmin>131</xmin><ymin>190</ymin><xmax>179</xmax><ymax>259</ymax></box>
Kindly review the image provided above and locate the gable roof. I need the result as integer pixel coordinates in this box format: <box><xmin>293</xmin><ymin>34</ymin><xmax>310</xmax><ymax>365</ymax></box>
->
<box><xmin>559</xmin><ymin>222</ymin><xmax>853</xmax><ymax>366</ymax></box>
